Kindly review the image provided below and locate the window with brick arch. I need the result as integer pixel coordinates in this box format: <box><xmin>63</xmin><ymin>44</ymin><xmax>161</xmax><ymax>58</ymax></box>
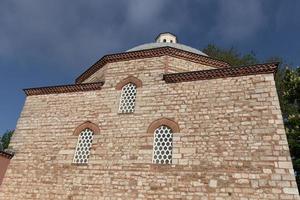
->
<box><xmin>73</xmin><ymin>128</ymin><xmax>94</xmax><ymax>164</ymax></box>
<box><xmin>152</xmin><ymin>125</ymin><xmax>173</xmax><ymax>164</ymax></box>
<box><xmin>118</xmin><ymin>83</ymin><xmax>137</xmax><ymax>113</ymax></box>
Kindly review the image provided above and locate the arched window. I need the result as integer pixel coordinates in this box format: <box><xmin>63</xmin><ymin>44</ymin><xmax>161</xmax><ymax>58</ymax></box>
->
<box><xmin>153</xmin><ymin>125</ymin><xmax>173</xmax><ymax>164</ymax></box>
<box><xmin>73</xmin><ymin>121</ymin><xmax>99</xmax><ymax>164</ymax></box>
<box><xmin>148</xmin><ymin>118</ymin><xmax>180</xmax><ymax>165</ymax></box>
<box><xmin>116</xmin><ymin>76</ymin><xmax>142</xmax><ymax>114</ymax></box>
<box><xmin>118</xmin><ymin>83</ymin><xmax>137</xmax><ymax>113</ymax></box>
<box><xmin>73</xmin><ymin>128</ymin><xmax>94</xmax><ymax>164</ymax></box>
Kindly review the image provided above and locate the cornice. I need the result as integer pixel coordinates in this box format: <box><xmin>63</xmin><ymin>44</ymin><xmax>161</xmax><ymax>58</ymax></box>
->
<box><xmin>163</xmin><ymin>62</ymin><xmax>279</xmax><ymax>83</ymax></box>
<box><xmin>24</xmin><ymin>82</ymin><xmax>104</xmax><ymax>96</ymax></box>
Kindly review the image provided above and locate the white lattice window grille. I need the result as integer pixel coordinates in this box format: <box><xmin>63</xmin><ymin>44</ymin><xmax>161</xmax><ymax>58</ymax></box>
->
<box><xmin>118</xmin><ymin>83</ymin><xmax>137</xmax><ymax>113</ymax></box>
<box><xmin>152</xmin><ymin>125</ymin><xmax>173</xmax><ymax>164</ymax></box>
<box><xmin>73</xmin><ymin>128</ymin><xmax>94</xmax><ymax>164</ymax></box>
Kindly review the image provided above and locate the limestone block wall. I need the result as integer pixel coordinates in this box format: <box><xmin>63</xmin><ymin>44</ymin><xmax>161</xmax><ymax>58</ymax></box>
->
<box><xmin>82</xmin><ymin>56</ymin><xmax>215</xmax><ymax>83</ymax></box>
<box><xmin>166</xmin><ymin>56</ymin><xmax>215</xmax><ymax>73</ymax></box>
<box><xmin>83</xmin><ymin>65</ymin><xmax>107</xmax><ymax>83</ymax></box>
<box><xmin>0</xmin><ymin>57</ymin><xmax>299</xmax><ymax>199</ymax></box>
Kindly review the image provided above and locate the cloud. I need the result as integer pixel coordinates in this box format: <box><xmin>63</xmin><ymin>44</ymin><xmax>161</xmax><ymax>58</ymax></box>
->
<box><xmin>213</xmin><ymin>0</ymin><xmax>266</xmax><ymax>41</ymax></box>
<box><xmin>274</xmin><ymin>1</ymin><xmax>300</xmax><ymax>31</ymax></box>
<box><xmin>0</xmin><ymin>0</ymin><xmax>171</xmax><ymax>70</ymax></box>
<box><xmin>0</xmin><ymin>0</ymin><xmax>276</xmax><ymax>71</ymax></box>
<box><xmin>126</xmin><ymin>0</ymin><xmax>169</xmax><ymax>25</ymax></box>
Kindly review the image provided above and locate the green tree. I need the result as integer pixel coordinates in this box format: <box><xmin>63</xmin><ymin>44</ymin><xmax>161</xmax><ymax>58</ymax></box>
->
<box><xmin>1</xmin><ymin>130</ymin><xmax>14</xmax><ymax>150</ymax></box>
<box><xmin>280</xmin><ymin>67</ymin><xmax>300</xmax><ymax>188</ymax></box>
<box><xmin>203</xmin><ymin>44</ymin><xmax>258</xmax><ymax>66</ymax></box>
<box><xmin>0</xmin><ymin>140</ymin><xmax>3</xmax><ymax>151</ymax></box>
<box><xmin>202</xmin><ymin>44</ymin><xmax>300</xmax><ymax>190</ymax></box>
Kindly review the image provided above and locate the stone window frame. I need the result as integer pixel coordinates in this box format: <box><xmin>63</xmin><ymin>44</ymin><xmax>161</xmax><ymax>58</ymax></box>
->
<box><xmin>147</xmin><ymin>118</ymin><xmax>180</xmax><ymax>165</ymax></box>
<box><xmin>116</xmin><ymin>76</ymin><xmax>142</xmax><ymax>114</ymax></box>
<box><xmin>147</xmin><ymin>118</ymin><xmax>180</xmax><ymax>134</ymax></box>
<box><xmin>72</xmin><ymin>121</ymin><xmax>100</xmax><ymax>165</ymax></box>
<box><xmin>73</xmin><ymin>121</ymin><xmax>100</xmax><ymax>136</ymax></box>
<box><xmin>115</xmin><ymin>76</ymin><xmax>142</xmax><ymax>90</ymax></box>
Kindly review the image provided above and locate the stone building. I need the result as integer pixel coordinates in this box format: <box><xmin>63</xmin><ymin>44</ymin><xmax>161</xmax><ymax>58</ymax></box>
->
<box><xmin>0</xmin><ymin>151</ymin><xmax>14</xmax><ymax>186</ymax></box>
<box><xmin>0</xmin><ymin>33</ymin><xmax>299</xmax><ymax>199</ymax></box>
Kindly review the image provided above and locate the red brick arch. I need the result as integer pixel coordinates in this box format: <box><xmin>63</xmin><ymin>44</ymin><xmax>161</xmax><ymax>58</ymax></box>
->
<box><xmin>147</xmin><ymin>118</ymin><xmax>180</xmax><ymax>133</ymax></box>
<box><xmin>115</xmin><ymin>76</ymin><xmax>142</xmax><ymax>90</ymax></box>
<box><xmin>73</xmin><ymin>121</ymin><xmax>100</xmax><ymax>135</ymax></box>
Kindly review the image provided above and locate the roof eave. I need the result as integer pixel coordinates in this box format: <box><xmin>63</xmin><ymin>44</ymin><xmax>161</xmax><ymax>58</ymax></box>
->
<box><xmin>163</xmin><ymin>62</ymin><xmax>279</xmax><ymax>83</ymax></box>
<box><xmin>0</xmin><ymin>151</ymin><xmax>14</xmax><ymax>159</ymax></box>
<box><xmin>23</xmin><ymin>82</ymin><xmax>104</xmax><ymax>96</ymax></box>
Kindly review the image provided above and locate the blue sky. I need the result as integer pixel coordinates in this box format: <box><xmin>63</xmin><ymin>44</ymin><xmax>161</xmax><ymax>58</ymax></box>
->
<box><xmin>0</xmin><ymin>0</ymin><xmax>299</xmax><ymax>135</ymax></box>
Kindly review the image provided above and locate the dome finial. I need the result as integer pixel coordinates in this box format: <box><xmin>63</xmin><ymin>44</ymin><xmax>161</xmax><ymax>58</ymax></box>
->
<box><xmin>155</xmin><ymin>32</ymin><xmax>177</xmax><ymax>43</ymax></box>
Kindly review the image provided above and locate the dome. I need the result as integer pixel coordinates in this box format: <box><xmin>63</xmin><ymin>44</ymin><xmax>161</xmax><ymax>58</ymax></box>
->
<box><xmin>126</xmin><ymin>32</ymin><xmax>208</xmax><ymax>56</ymax></box>
<box><xmin>126</xmin><ymin>42</ymin><xmax>208</xmax><ymax>56</ymax></box>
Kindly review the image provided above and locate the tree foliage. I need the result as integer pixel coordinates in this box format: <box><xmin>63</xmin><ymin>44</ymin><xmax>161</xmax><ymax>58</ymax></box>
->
<box><xmin>203</xmin><ymin>44</ymin><xmax>258</xmax><ymax>66</ymax></box>
<box><xmin>203</xmin><ymin>44</ymin><xmax>300</xmax><ymax>190</ymax></box>
<box><xmin>280</xmin><ymin>67</ymin><xmax>300</xmax><ymax>188</ymax></box>
<box><xmin>0</xmin><ymin>141</ymin><xmax>3</xmax><ymax>151</ymax></box>
<box><xmin>0</xmin><ymin>130</ymin><xmax>14</xmax><ymax>150</ymax></box>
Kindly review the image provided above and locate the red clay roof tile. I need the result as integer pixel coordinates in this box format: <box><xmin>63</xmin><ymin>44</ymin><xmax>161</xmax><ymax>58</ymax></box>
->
<box><xmin>163</xmin><ymin>62</ymin><xmax>278</xmax><ymax>83</ymax></box>
<box><xmin>24</xmin><ymin>82</ymin><xmax>104</xmax><ymax>96</ymax></box>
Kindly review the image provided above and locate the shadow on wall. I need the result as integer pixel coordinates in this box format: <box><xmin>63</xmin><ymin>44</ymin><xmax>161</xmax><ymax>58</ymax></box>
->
<box><xmin>0</xmin><ymin>151</ymin><xmax>14</xmax><ymax>185</ymax></box>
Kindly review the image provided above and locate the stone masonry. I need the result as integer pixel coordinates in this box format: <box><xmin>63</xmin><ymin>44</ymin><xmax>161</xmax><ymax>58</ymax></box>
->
<box><xmin>0</xmin><ymin>151</ymin><xmax>14</xmax><ymax>186</ymax></box>
<box><xmin>0</xmin><ymin>37</ymin><xmax>299</xmax><ymax>199</ymax></box>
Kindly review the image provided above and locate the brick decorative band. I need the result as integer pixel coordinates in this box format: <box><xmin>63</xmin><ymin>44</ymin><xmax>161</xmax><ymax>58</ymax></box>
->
<box><xmin>163</xmin><ymin>62</ymin><xmax>279</xmax><ymax>83</ymax></box>
<box><xmin>0</xmin><ymin>151</ymin><xmax>14</xmax><ymax>159</ymax></box>
<box><xmin>115</xmin><ymin>76</ymin><xmax>143</xmax><ymax>90</ymax></box>
<box><xmin>73</xmin><ymin>121</ymin><xmax>100</xmax><ymax>136</ymax></box>
<box><xmin>24</xmin><ymin>82</ymin><xmax>104</xmax><ymax>96</ymax></box>
<box><xmin>147</xmin><ymin>118</ymin><xmax>180</xmax><ymax>133</ymax></box>
<box><xmin>75</xmin><ymin>47</ymin><xmax>230</xmax><ymax>84</ymax></box>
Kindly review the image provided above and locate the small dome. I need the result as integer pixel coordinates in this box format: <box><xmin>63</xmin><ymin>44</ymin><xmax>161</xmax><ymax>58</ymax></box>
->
<box><xmin>155</xmin><ymin>32</ymin><xmax>177</xmax><ymax>43</ymax></box>
<box><xmin>127</xmin><ymin>32</ymin><xmax>208</xmax><ymax>56</ymax></box>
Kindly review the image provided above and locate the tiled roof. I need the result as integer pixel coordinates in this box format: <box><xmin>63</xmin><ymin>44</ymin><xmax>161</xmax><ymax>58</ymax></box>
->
<box><xmin>24</xmin><ymin>63</ymin><xmax>277</xmax><ymax>96</ymax></box>
<box><xmin>24</xmin><ymin>82</ymin><xmax>104</xmax><ymax>96</ymax></box>
<box><xmin>163</xmin><ymin>62</ymin><xmax>279</xmax><ymax>83</ymax></box>
<box><xmin>0</xmin><ymin>151</ymin><xmax>14</xmax><ymax>159</ymax></box>
<box><xmin>75</xmin><ymin>46</ymin><xmax>230</xmax><ymax>84</ymax></box>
